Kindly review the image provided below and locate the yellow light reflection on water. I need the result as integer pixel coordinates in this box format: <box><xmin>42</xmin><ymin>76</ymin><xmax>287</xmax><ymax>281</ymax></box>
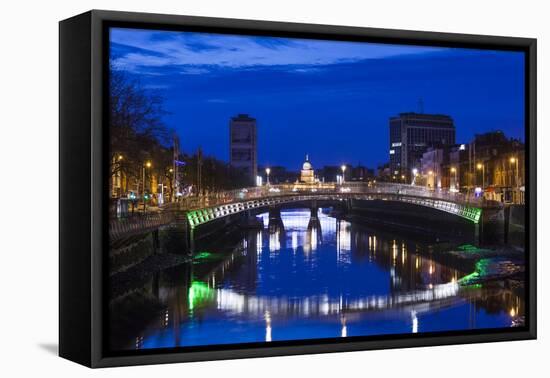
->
<box><xmin>269</xmin><ymin>230</ymin><xmax>280</xmax><ymax>252</ymax></box>
<box><xmin>311</xmin><ymin>228</ymin><xmax>318</xmax><ymax>251</ymax></box>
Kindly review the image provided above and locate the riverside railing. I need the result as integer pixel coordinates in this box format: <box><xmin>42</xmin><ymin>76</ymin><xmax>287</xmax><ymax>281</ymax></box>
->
<box><xmin>109</xmin><ymin>211</ymin><xmax>176</xmax><ymax>242</ymax></box>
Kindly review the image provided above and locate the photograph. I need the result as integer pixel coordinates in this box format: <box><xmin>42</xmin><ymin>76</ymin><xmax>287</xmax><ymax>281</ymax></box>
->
<box><xmin>106</xmin><ymin>25</ymin><xmax>527</xmax><ymax>353</ymax></box>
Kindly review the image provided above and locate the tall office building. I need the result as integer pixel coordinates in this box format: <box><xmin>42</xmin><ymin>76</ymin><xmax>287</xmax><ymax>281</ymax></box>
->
<box><xmin>389</xmin><ymin>112</ymin><xmax>455</xmax><ymax>179</ymax></box>
<box><xmin>229</xmin><ymin>114</ymin><xmax>257</xmax><ymax>185</ymax></box>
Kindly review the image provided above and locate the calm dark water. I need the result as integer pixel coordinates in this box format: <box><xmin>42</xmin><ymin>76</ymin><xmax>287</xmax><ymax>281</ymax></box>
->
<box><xmin>118</xmin><ymin>209</ymin><xmax>524</xmax><ymax>351</ymax></box>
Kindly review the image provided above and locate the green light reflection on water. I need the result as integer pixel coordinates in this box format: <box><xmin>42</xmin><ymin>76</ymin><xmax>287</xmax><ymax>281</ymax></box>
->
<box><xmin>459</xmin><ymin>259</ymin><xmax>491</xmax><ymax>286</ymax></box>
<box><xmin>188</xmin><ymin>281</ymin><xmax>215</xmax><ymax>312</ymax></box>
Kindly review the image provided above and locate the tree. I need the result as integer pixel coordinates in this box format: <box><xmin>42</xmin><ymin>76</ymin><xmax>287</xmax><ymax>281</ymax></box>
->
<box><xmin>180</xmin><ymin>152</ymin><xmax>249</xmax><ymax>194</ymax></box>
<box><xmin>109</xmin><ymin>64</ymin><xmax>170</xmax><ymax>195</ymax></box>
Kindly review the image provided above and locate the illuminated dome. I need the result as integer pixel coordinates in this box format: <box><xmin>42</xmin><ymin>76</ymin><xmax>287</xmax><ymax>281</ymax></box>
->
<box><xmin>300</xmin><ymin>154</ymin><xmax>316</xmax><ymax>184</ymax></box>
<box><xmin>302</xmin><ymin>154</ymin><xmax>312</xmax><ymax>170</ymax></box>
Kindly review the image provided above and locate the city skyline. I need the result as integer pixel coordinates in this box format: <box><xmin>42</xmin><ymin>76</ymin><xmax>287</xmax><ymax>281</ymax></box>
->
<box><xmin>110</xmin><ymin>28</ymin><xmax>525</xmax><ymax>169</ymax></box>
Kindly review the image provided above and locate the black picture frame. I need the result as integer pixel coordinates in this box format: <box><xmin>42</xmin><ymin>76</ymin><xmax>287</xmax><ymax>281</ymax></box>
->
<box><xmin>59</xmin><ymin>9</ymin><xmax>537</xmax><ymax>368</ymax></box>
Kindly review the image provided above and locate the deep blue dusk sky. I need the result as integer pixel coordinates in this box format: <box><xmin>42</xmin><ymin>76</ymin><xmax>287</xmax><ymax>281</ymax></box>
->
<box><xmin>110</xmin><ymin>28</ymin><xmax>525</xmax><ymax>169</ymax></box>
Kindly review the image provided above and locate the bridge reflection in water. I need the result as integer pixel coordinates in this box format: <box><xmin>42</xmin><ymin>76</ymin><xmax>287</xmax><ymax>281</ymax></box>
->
<box><xmin>122</xmin><ymin>209</ymin><xmax>523</xmax><ymax>351</ymax></box>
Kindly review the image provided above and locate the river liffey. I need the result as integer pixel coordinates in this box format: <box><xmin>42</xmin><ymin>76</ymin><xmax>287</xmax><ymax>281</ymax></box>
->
<box><xmin>111</xmin><ymin>209</ymin><xmax>525</xmax><ymax>351</ymax></box>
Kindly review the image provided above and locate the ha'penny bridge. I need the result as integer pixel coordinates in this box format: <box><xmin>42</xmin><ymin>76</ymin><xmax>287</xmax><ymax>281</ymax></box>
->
<box><xmin>109</xmin><ymin>182</ymin><xmax>503</xmax><ymax>247</ymax></box>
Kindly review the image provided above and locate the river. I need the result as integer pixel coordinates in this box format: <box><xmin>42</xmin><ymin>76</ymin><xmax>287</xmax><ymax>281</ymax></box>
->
<box><xmin>111</xmin><ymin>209</ymin><xmax>524</xmax><ymax>351</ymax></box>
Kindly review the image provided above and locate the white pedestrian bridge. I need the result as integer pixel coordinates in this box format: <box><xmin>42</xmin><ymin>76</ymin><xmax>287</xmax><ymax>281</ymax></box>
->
<box><xmin>110</xmin><ymin>182</ymin><xmax>493</xmax><ymax>242</ymax></box>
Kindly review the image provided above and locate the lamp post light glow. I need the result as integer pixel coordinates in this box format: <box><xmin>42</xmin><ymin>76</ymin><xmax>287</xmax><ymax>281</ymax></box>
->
<box><xmin>265</xmin><ymin>167</ymin><xmax>271</xmax><ymax>185</ymax></box>
<box><xmin>427</xmin><ymin>170</ymin><xmax>434</xmax><ymax>190</ymax></box>
<box><xmin>450</xmin><ymin>167</ymin><xmax>458</xmax><ymax>191</ymax></box>
<box><xmin>476</xmin><ymin>162</ymin><xmax>485</xmax><ymax>189</ymax></box>
<box><xmin>142</xmin><ymin>161</ymin><xmax>152</xmax><ymax>213</ymax></box>
<box><xmin>411</xmin><ymin>168</ymin><xmax>418</xmax><ymax>185</ymax></box>
<box><xmin>341</xmin><ymin>165</ymin><xmax>346</xmax><ymax>183</ymax></box>
<box><xmin>510</xmin><ymin>157</ymin><xmax>519</xmax><ymax>203</ymax></box>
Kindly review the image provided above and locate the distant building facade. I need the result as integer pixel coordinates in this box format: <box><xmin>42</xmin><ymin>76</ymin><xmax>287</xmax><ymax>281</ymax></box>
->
<box><xmin>300</xmin><ymin>154</ymin><xmax>316</xmax><ymax>184</ymax></box>
<box><xmin>436</xmin><ymin>131</ymin><xmax>524</xmax><ymax>203</ymax></box>
<box><xmin>351</xmin><ymin>165</ymin><xmax>374</xmax><ymax>182</ymax></box>
<box><xmin>389</xmin><ymin>113</ymin><xmax>456</xmax><ymax>180</ymax></box>
<box><xmin>259</xmin><ymin>165</ymin><xmax>297</xmax><ymax>184</ymax></box>
<box><xmin>319</xmin><ymin>166</ymin><xmax>340</xmax><ymax>183</ymax></box>
<box><xmin>229</xmin><ymin>114</ymin><xmax>257</xmax><ymax>185</ymax></box>
<box><xmin>456</xmin><ymin>131</ymin><xmax>524</xmax><ymax>203</ymax></box>
<box><xmin>319</xmin><ymin>164</ymin><xmax>374</xmax><ymax>182</ymax></box>
<box><xmin>377</xmin><ymin>163</ymin><xmax>391</xmax><ymax>181</ymax></box>
<box><xmin>421</xmin><ymin>146</ymin><xmax>451</xmax><ymax>189</ymax></box>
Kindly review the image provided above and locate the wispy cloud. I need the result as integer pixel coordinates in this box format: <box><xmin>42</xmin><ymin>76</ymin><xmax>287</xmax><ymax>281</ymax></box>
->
<box><xmin>179</xmin><ymin>67</ymin><xmax>211</xmax><ymax>75</ymax></box>
<box><xmin>289</xmin><ymin>66</ymin><xmax>326</xmax><ymax>74</ymax></box>
<box><xmin>110</xmin><ymin>28</ymin><xmax>448</xmax><ymax>74</ymax></box>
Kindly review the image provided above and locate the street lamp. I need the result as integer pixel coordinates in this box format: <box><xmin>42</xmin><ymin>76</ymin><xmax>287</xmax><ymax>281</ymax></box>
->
<box><xmin>510</xmin><ymin>157</ymin><xmax>519</xmax><ymax>203</ymax></box>
<box><xmin>143</xmin><ymin>161</ymin><xmax>152</xmax><ymax>212</ymax></box>
<box><xmin>411</xmin><ymin>168</ymin><xmax>418</xmax><ymax>185</ymax></box>
<box><xmin>341</xmin><ymin>165</ymin><xmax>346</xmax><ymax>183</ymax></box>
<box><xmin>450</xmin><ymin>167</ymin><xmax>457</xmax><ymax>190</ymax></box>
<box><xmin>427</xmin><ymin>170</ymin><xmax>434</xmax><ymax>189</ymax></box>
<box><xmin>476</xmin><ymin>162</ymin><xmax>485</xmax><ymax>189</ymax></box>
<box><xmin>265</xmin><ymin>167</ymin><xmax>271</xmax><ymax>185</ymax></box>
<box><xmin>113</xmin><ymin>154</ymin><xmax>124</xmax><ymax>198</ymax></box>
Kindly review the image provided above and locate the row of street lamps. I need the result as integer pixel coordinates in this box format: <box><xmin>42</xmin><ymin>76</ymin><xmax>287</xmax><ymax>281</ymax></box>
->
<box><xmin>410</xmin><ymin>156</ymin><xmax>519</xmax><ymax>192</ymax></box>
<box><xmin>115</xmin><ymin>156</ymin><xmax>180</xmax><ymax>210</ymax></box>
<box><xmin>476</xmin><ymin>157</ymin><xmax>518</xmax><ymax>188</ymax></box>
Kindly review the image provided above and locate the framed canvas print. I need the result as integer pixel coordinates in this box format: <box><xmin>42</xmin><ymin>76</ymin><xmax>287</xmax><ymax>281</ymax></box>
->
<box><xmin>59</xmin><ymin>10</ymin><xmax>537</xmax><ymax>368</ymax></box>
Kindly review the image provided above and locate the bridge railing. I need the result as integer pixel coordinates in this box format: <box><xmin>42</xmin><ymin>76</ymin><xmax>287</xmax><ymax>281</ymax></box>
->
<box><xmin>160</xmin><ymin>182</ymin><xmax>490</xmax><ymax>212</ymax></box>
<box><xmin>356</xmin><ymin>182</ymin><xmax>485</xmax><ymax>205</ymax></box>
<box><xmin>171</xmin><ymin>182</ymin><xmax>486</xmax><ymax>209</ymax></box>
<box><xmin>124</xmin><ymin>183</ymin><xmax>491</xmax><ymax>221</ymax></box>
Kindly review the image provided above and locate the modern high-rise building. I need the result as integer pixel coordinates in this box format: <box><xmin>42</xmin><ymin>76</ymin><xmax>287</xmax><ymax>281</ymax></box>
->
<box><xmin>389</xmin><ymin>112</ymin><xmax>455</xmax><ymax>179</ymax></box>
<box><xmin>229</xmin><ymin>114</ymin><xmax>257</xmax><ymax>185</ymax></box>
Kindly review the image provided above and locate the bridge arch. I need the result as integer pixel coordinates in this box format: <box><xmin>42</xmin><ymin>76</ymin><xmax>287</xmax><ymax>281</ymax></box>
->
<box><xmin>110</xmin><ymin>183</ymin><xmax>492</xmax><ymax>243</ymax></box>
<box><xmin>186</xmin><ymin>192</ymin><xmax>482</xmax><ymax>231</ymax></box>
